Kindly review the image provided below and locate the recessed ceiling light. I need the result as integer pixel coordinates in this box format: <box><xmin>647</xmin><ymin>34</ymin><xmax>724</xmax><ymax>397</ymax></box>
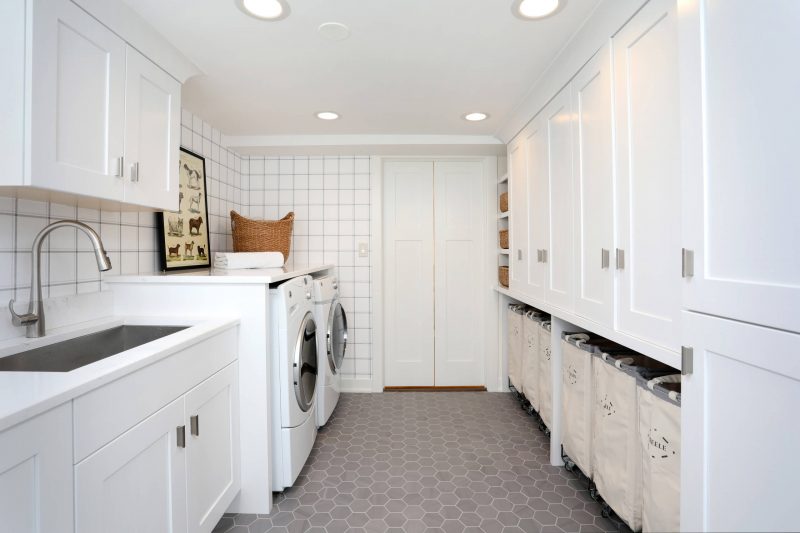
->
<box><xmin>463</xmin><ymin>112</ymin><xmax>489</xmax><ymax>122</ymax></box>
<box><xmin>316</xmin><ymin>112</ymin><xmax>340</xmax><ymax>120</ymax></box>
<box><xmin>318</xmin><ymin>22</ymin><xmax>351</xmax><ymax>41</ymax></box>
<box><xmin>512</xmin><ymin>0</ymin><xmax>562</xmax><ymax>20</ymax></box>
<box><xmin>235</xmin><ymin>0</ymin><xmax>290</xmax><ymax>21</ymax></box>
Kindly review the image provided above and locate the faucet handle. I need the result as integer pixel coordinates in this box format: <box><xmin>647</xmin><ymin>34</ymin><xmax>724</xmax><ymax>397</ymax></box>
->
<box><xmin>8</xmin><ymin>299</ymin><xmax>38</xmax><ymax>327</ymax></box>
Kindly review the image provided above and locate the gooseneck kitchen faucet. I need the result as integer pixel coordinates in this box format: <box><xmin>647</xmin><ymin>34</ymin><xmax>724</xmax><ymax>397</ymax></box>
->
<box><xmin>8</xmin><ymin>220</ymin><xmax>112</xmax><ymax>338</ymax></box>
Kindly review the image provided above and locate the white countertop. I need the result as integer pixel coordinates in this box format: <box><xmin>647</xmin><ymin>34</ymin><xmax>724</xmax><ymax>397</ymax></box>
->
<box><xmin>103</xmin><ymin>264</ymin><xmax>334</xmax><ymax>285</ymax></box>
<box><xmin>0</xmin><ymin>315</ymin><xmax>239</xmax><ymax>432</ymax></box>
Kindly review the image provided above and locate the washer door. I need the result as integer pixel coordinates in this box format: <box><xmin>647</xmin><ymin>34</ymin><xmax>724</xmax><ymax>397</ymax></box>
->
<box><xmin>327</xmin><ymin>300</ymin><xmax>348</xmax><ymax>374</ymax></box>
<box><xmin>293</xmin><ymin>312</ymin><xmax>318</xmax><ymax>412</ymax></box>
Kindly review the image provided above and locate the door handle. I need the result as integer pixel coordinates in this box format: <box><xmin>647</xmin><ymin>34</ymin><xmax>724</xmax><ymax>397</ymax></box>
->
<box><xmin>177</xmin><ymin>425</ymin><xmax>186</xmax><ymax>448</ymax></box>
<box><xmin>541</xmin><ymin>249</ymin><xmax>547</xmax><ymax>263</ymax></box>
<box><xmin>190</xmin><ymin>415</ymin><xmax>199</xmax><ymax>437</ymax></box>
<box><xmin>130</xmin><ymin>161</ymin><xmax>140</xmax><ymax>183</ymax></box>
<box><xmin>113</xmin><ymin>157</ymin><xmax>123</xmax><ymax>178</ymax></box>
<box><xmin>601</xmin><ymin>249</ymin><xmax>610</xmax><ymax>269</ymax></box>
<box><xmin>615</xmin><ymin>248</ymin><xmax>625</xmax><ymax>270</ymax></box>
<box><xmin>517</xmin><ymin>249</ymin><xmax>522</xmax><ymax>261</ymax></box>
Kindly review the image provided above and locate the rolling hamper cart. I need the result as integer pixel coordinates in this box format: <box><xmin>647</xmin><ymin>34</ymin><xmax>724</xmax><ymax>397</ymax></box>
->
<box><xmin>591</xmin><ymin>351</ymin><xmax>676</xmax><ymax>530</ymax></box>
<box><xmin>522</xmin><ymin>310</ymin><xmax>548</xmax><ymax>414</ymax></box>
<box><xmin>560</xmin><ymin>332</ymin><xmax>607</xmax><ymax>478</ymax></box>
<box><xmin>537</xmin><ymin>320</ymin><xmax>553</xmax><ymax>431</ymax></box>
<box><xmin>638</xmin><ymin>374</ymin><xmax>681</xmax><ymax>533</ymax></box>
<box><xmin>507</xmin><ymin>304</ymin><xmax>525</xmax><ymax>394</ymax></box>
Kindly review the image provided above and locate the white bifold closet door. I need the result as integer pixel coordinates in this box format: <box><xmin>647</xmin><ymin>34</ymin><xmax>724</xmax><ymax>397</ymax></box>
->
<box><xmin>384</xmin><ymin>160</ymin><xmax>485</xmax><ymax>387</ymax></box>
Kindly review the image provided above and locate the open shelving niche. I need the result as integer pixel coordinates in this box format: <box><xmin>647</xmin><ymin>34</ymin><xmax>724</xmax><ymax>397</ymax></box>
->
<box><xmin>497</xmin><ymin>171</ymin><xmax>510</xmax><ymax>285</ymax></box>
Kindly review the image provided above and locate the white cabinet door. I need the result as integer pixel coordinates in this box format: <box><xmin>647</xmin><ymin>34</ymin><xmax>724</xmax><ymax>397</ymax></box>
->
<box><xmin>543</xmin><ymin>86</ymin><xmax>574</xmax><ymax>311</ymax></box>
<box><xmin>508</xmin><ymin>136</ymin><xmax>529</xmax><ymax>292</ymax></box>
<box><xmin>523</xmin><ymin>117</ymin><xmax>548</xmax><ymax>300</ymax></box>
<box><xmin>681</xmin><ymin>0</ymin><xmax>800</xmax><ymax>333</ymax></box>
<box><xmin>186</xmin><ymin>363</ymin><xmax>240</xmax><ymax>533</ymax></box>
<box><xmin>613</xmin><ymin>0</ymin><xmax>681</xmax><ymax>351</ymax></box>
<box><xmin>124</xmin><ymin>45</ymin><xmax>181</xmax><ymax>211</ymax></box>
<box><xmin>433</xmin><ymin>162</ymin><xmax>485</xmax><ymax>386</ymax></box>
<box><xmin>682</xmin><ymin>311</ymin><xmax>800</xmax><ymax>532</ymax></box>
<box><xmin>383</xmin><ymin>161</ymin><xmax>435</xmax><ymax>386</ymax></box>
<box><xmin>30</xmin><ymin>0</ymin><xmax>125</xmax><ymax>200</ymax></box>
<box><xmin>572</xmin><ymin>43</ymin><xmax>614</xmax><ymax>326</ymax></box>
<box><xmin>0</xmin><ymin>404</ymin><xmax>73</xmax><ymax>533</ymax></box>
<box><xmin>75</xmin><ymin>397</ymin><xmax>188</xmax><ymax>533</ymax></box>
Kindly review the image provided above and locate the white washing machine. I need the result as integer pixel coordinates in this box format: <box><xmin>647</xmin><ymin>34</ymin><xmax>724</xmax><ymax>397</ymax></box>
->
<box><xmin>269</xmin><ymin>275</ymin><xmax>318</xmax><ymax>491</ymax></box>
<box><xmin>312</xmin><ymin>275</ymin><xmax>348</xmax><ymax>427</ymax></box>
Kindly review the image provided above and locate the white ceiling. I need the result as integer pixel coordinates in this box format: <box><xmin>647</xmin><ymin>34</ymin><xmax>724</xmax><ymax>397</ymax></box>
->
<box><xmin>122</xmin><ymin>0</ymin><xmax>602</xmax><ymax>137</ymax></box>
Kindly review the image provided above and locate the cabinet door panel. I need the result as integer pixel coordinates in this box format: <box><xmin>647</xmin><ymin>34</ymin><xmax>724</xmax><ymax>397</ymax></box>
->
<box><xmin>544</xmin><ymin>87</ymin><xmax>574</xmax><ymax>310</ymax></box>
<box><xmin>434</xmin><ymin>162</ymin><xmax>485</xmax><ymax>386</ymax></box>
<box><xmin>524</xmin><ymin>118</ymin><xmax>548</xmax><ymax>300</ymax></box>
<box><xmin>682</xmin><ymin>311</ymin><xmax>800</xmax><ymax>532</ymax></box>
<box><xmin>0</xmin><ymin>404</ymin><xmax>73</xmax><ymax>533</ymax></box>
<box><xmin>383</xmin><ymin>161</ymin><xmax>435</xmax><ymax>386</ymax></box>
<box><xmin>186</xmin><ymin>363</ymin><xmax>240</xmax><ymax>533</ymax></box>
<box><xmin>124</xmin><ymin>46</ymin><xmax>181</xmax><ymax>210</ymax></box>
<box><xmin>682</xmin><ymin>0</ymin><xmax>800</xmax><ymax>332</ymax></box>
<box><xmin>508</xmin><ymin>137</ymin><xmax>529</xmax><ymax>292</ymax></box>
<box><xmin>572</xmin><ymin>43</ymin><xmax>614</xmax><ymax>326</ymax></box>
<box><xmin>30</xmin><ymin>0</ymin><xmax>125</xmax><ymax>199</ymax></box>
<box><xmin>75</xmin><ymin>398</ymin><xmax>188</xmax><ymax>533</ymax></box>
<box><xmin>614</xmin><ymin>0</ymin><xmax>680</xmax><ymax>351</ymax></box>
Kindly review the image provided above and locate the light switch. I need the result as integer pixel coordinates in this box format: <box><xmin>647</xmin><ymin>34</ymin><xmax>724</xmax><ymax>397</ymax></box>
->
<box><xmin>358</xmin><ymin>242</ymin><xmax>369</xmax><ymax>257</ymax></box>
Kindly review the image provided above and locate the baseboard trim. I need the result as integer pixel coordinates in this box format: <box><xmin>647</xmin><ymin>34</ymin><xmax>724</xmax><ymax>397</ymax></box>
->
<box><xmin>340</xmin><ymin>377</ymin><xmax>374</xmax><ymax>393</ymax></box>
<box><xmin>383</xmin><ymin>386</ymin><xmax>487</xmax><ymax>392</ymax></box>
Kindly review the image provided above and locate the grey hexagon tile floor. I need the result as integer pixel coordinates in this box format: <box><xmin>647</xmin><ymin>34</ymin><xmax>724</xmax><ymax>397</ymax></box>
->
<box><xmin>213</xmin><ymin>392</ymin><xmax>631</xmax><ymax>533</ymax></box>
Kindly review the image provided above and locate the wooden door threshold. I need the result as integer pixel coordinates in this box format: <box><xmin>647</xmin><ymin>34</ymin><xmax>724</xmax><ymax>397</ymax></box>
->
<box><xmin>383</xmin><ymin>386</ymin><xmax>487</xmax><ymax>392</ymax></box>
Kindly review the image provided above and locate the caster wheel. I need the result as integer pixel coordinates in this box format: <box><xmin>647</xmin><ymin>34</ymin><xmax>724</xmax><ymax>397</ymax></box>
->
<box><xmin>601</xmin><ymin>504</ymin><xmax>612</xmax><ymax>519</ymax></box>
<box><xmin>589</xmin><ymin>488</ymin><xmax>599</xmax><ymax>501</ymax></box>
<box><xmin>565</xmin><ymin>461</ymin><xmax>575</xmax><ymax>473</ymax></box>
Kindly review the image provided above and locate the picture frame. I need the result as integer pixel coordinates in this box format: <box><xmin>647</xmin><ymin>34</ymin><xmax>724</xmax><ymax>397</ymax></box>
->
<box><xmin>156</xmin><ymin>147</ymin><xmax>211</xmax><ymax>271</ymax></box>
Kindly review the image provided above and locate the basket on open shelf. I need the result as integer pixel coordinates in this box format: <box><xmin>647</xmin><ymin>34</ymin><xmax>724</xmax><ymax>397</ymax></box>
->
<box><xmin>230</xmin><ymin>210</ymin><xmax>294</xmax><ymax>262</ymax></box>
<box><xmin>499</xmin><ymin>266</ymin><xmax>509</xmax><ymax>288</ymax></box>
<box><xmin>499</xmin><ymin>192</ymin><xmax>509</xmax><ymax>213</ymax></box>
<box><xmin>499</xmin><ymin>229</ymin><xmax>509</xmax><ymax>249</ymax></box>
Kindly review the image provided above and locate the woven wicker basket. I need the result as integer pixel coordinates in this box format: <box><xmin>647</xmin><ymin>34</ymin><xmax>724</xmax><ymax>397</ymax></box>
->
<box><xmin>499</xmin><ymin>229</ymin><xmax>509</xmax><ymax>249</ymax></box>
<box><xmin>230</xmin><ymin>210</ymin><xmax>294</xmax><ymax>261</ymax></box>
<box><xmin>499</xmin><ymin>266</ymin><xmax>509</xmax><ymax>288</ymax></box>
<box><xmin>499</xmin><ymin>192</ymin><xmax>509</xmax><ymax>213</ymax></box>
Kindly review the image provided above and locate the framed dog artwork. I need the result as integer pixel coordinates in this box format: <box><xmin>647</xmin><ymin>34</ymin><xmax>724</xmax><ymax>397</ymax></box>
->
<box><xmin>156</xmin><ymin>147</ymin><xmax>211</xmax><ymax>271</ymax></box>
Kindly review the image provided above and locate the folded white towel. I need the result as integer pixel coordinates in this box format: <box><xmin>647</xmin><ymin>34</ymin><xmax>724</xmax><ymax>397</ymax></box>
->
<box><xmin>213</xmin><ymin>252</ymin><xmax>285</xmax><ymax>269</ymax></box>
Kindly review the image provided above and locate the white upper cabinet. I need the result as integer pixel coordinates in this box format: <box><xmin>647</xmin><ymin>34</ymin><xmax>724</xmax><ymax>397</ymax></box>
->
<box><xmin>123</xmin><ymin>46</ymin><xmax>181</xmax><ymax>211</ymax></box>
<box><xmin>572</xmin><ymin>43</ymin><xmax>614</xmax><ymax>327</ymax></box>
<box><xmin>1</xmin><ymin>0</ymin><xmax>183</xmax><ymax>211</ymax></box>
<box><xmin>524</xmin><ymin>115</ymin><xmax>549</xmax><ymax>301</ymax></box>
<box><xmin>613</xmin><ymin>0</ymin><xmax>681</xmax><ymax>352</ymax></box>
<box><xmin>680</xmin><ymin>0</ymin><xmax>800</xmax><ymax>333</ymax></box>
<box><xmin>29</xmin><ymin>0</ymin><xmax>126</xmax><ymax>201</ymax></box>
<box><xmin>543</xmin><ymin>86</ymin><xmax>574</xmax><ymax>311</ymax></box>
<box><xmin>508</xmin><ymin>137</ymin><xmax>529</xmax><ymax>293</ymax></box>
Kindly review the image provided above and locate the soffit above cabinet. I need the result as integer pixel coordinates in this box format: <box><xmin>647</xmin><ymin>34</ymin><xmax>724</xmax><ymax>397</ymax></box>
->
<box><xmin>119</xmin><ymin>0</ymin><xmax>601</xmax><ymax>136</ymax></box>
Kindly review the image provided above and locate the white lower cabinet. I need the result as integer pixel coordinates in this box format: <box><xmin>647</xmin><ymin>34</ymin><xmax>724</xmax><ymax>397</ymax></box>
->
<box><xmin>682</xmin><ymin>312</ymin><xmax>800</xmax><ymax>532</ymax></box>
<box><xmin>75</xmin><ymin>398</ymin><xmax>188</xmax><ymax>533</ymax></box>
<box><xmin>0</xmin><ymin>404</ymin><xmax>73</xmax><ymax>533</ymax></box>
<box><xmin>75</xmin><ymin>362</ymin><xmax>239</xmax><ymax>533</ymax></box>
<box><xmin>186</xmin><ymin>363</ymin><xmax>240</xmax><ymax>533</ymax></box>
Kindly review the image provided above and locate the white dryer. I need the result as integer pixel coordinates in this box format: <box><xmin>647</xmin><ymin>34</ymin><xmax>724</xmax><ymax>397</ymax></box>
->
<box><xmin>270</xmin><ymin>275</ymin><xmax>318</xmax><ymax>491</ymax></box>
<box><xmin>312</xmin><ymin>275</ymin><xmax>348</xmax><ymax>427</ymax></box>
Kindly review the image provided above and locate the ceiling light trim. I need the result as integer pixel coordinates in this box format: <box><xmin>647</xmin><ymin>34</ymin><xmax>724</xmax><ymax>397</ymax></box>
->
<box><xmin>511</xmin><ymin>0</ymin><xmax>564</xmax><ymax>20</ymax></box>
<box><xmin>235</xmin><ymin>0</ymin><xmax>290</xmax><ymax>21</ymax></box>
<box><xmin>316</xmin><ymin>111</ymin><xmax>340</xmax><ymax>120</ymax></box>
<box><xmin>463</xmin><ymin>112</ymin><xmax>489</xmax><ymax>122</ymax></box>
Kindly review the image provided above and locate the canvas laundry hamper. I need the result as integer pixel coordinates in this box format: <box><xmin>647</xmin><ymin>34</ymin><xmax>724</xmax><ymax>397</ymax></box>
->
<box><xmin>507</xmin><ymin>304</ymin><xmax>526</xmax><ymax>392</ymax></box>
<box><xmin>560</xmin><ymin>332</ymin><xmax>605</xmax><ymax>478</ymax></box>
<box><xmin>638</xmin><ymin>374</ymin><xmax>681</xmax><ymax>533</ymax></box>
<box><xmin>522</xmin><ymin>310</ymin><xmax>548</xmax><ymax>412</ymax></box>
<box><xmin>537</xmin><ymin>321</ymin><xmax>553</xmax><ymax>429</ymax></box>
<box><xmin>592</xmin><ymin>351</ymin><xmax>676</xmax><ymax>531</ymax></box>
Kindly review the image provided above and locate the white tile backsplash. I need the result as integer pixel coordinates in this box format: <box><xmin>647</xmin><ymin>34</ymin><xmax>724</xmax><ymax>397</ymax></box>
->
<box><xmin>0</xmin><ymin>112</ymin><xmax>375</xmax><ymax>382</ymax></box>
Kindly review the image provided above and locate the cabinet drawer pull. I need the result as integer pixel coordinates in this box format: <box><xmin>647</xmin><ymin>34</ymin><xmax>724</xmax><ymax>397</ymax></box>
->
<box><xmin>601</xmin><ymin>248</ymin><xmax>610</xmax><ymax>269</ymax></box>
<box><xmin>177</xmin><ymin>425</ymin><xmax>186</xmax><ymax>448</ymax></box>
<box><xmin>130</xmin><ymin>161</ymin><xmax>140</xmax><ymax>183</ymax></box>
<box><xmin>615</xmin><ymin>248</ymin><xmax>625</xmax><ymax>270</ymax></box>
<box><xmin>517</xmin><ymin>249</ymin><xmax>522</xmax><ymax>261</ymax></box>
<box><xmin>190</xmin><ymin>415</ymin><xmax>199</xmax><ymax>437</ymax></box>
<box><xmin>541</xmin><ymin>249</ymin><xmax>547</xmax><ymax>264</ymax></box>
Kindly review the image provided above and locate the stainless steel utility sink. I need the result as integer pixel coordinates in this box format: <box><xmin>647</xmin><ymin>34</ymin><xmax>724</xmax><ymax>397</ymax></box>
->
<box><xmin>0</xmin><ymin>325</ymin><xmax>188</xmax><ymax>372</ymax></box>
